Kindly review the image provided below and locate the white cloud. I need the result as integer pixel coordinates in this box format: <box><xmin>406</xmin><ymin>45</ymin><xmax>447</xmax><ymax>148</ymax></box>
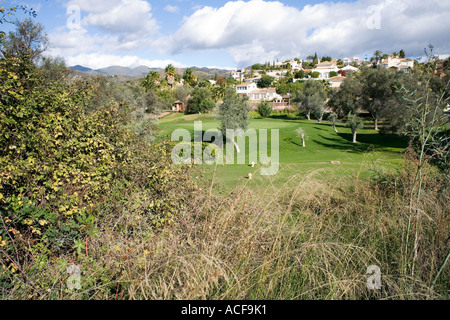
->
<box><xmin>164</xmin><ymin>5</ymin><xmax>179</xmax><ymax>13</ymax></box>
<box><xmin>48</xmin><ymin>0</ymin><xmax>162</xmax><ymax>66</ymax></box>
<box><xmin>158</xmin><ymin>0</ymin><xmax>450</xmax><ymax>67</ymax></box>
<box><xmin>47</xmin><ymin>0</ymin><xmax>450</xmax><ymax>69</ymax></box>
<box><xmin>62</xmin><ymin>53</ymin><xmax>187</xmax><ymax>69</ymax></box>
<box><xmin>79</xmin><ymin>0</ymin><xmax>158</xmax><ymax>35</ymax></box>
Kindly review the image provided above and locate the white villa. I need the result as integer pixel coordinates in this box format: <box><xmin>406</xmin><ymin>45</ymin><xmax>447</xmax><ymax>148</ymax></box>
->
<box><xmin>380</xmin><ymin>56</ymin><xmax>414</xmax><ymax>72</ymax></box>
<box><xmin>312</xmin><ymin>59</ymin><xmax>340</xmax><ymax>79</ymax></box>
<box><xmin>231</xmin><ymin>69</ymin><xmax>246</xmax><ymax>82</ymax></box>
<box><xmin>328</xmin><ymin>76</ymin><xmax>346</xmax><ymax>88</ymax></box>
<box><xmin>339</xmin><ymin>64</ymin><xmax>359</xmax><ymax>76</ymax></box>
<box><xmin>235</xmin><ymin>82</ymin><xmax>283</xmax><ymax>102</ymax></box>
<box><xmin>236</xmin><ymin>82</ymin><xmax>258</xmax><ymax>95</ymax></box>
<box><xmin>274</xmin><ymin>60</ymin><xmax>303</xmax><ymax>71</ymax></box>
<box><xmin>343</xmin><ymin>57</ymin><xmax>365</xmax><ymax>65</ymax></box>
<box><xmin>247</xmin><ymin>88</ymin><xmax>283</xmax><ymax>102</ymax></box>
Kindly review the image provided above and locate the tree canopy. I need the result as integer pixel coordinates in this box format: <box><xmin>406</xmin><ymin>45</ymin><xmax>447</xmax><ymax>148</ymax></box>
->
<box><xmin>293</xmin><ymin>80</ymin><xmax>327</xmax><ymax>122</ymax></box>
<box><xmin>216</xmin><ymin>87</ymin><xmax>252</xmax><ymax>137</ymax></box>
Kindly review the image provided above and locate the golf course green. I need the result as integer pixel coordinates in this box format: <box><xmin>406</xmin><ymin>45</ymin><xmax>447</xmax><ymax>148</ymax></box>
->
<box><xmin>156</xmin><ymin>112</ymin><xmax>408</xmax><ymax>191</ymax></box>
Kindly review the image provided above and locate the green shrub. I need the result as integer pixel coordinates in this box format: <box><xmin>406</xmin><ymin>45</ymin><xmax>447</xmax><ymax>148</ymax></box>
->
<box><xmin>257</xmin><ymin>101</ymin><xmax>273</xmax><ymax>118</ymax></box>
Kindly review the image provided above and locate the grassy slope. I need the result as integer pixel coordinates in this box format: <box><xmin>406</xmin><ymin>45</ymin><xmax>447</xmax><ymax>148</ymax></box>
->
<box><xmin>156</xmin><ymin>113</ymin><xmax>408</xmax><ymax>191</ymax></box>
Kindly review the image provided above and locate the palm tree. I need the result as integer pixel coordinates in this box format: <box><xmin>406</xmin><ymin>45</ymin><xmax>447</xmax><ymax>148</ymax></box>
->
<box><xmin>371</xmin><ymin>50</ymin><xmax>384</xmax><ymax>67</ymax></box>
<box><xmin>165</xmin><ymin>64</ymin><xmax>177</xmax><ymax>100</ymax></box>
<box><xmin>183</xmin><ymin>68</ymin><xmax>196</xmax><ymax>87</ymax></box>
<box><xmin>165</xmin><ymin>64</ymin><xmax>176</xmax><ymax>87</ymax></box>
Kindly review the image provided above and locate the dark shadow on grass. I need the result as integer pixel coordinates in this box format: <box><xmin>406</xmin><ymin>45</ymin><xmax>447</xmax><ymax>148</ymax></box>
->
<box><xmin>312</xmin><ymin>135</ymin><xmax>364</xmax><ymax>153</ymax></box>
<box><xmin>312</xmin><ymin>132</ymin><xmax>408</xmax><ymax>154</ymax></box>
<box><xmin>337</xmin><ymin>132</ymin><xmax>408</xmax><ymax>149</ymax></box>
<box><xmin>313</xmin><ymin>125</ymin><xmax>329</xmax><ymax>131</ymax></box>
<box><xmin>269</xmin><ymin>114</ymin><xmax>303</xmax><ymax>120</ymax></box>
<box><xmin>288</xmin><ymin>138</ymin><xmax>304</xmax><ymax>148</ymax></box>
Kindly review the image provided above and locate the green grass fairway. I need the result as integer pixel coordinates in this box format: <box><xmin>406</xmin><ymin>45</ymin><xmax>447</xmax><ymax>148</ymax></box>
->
<box><xmin>156</xmin><ymin>113</ymin><xmax>408</xmax><ymax>191</ymax></box>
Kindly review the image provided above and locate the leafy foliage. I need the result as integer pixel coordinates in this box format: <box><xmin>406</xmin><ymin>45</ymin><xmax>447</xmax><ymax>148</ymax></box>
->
<box><xmin>216</xmin><ymin>87</ymin><xmax>252</xmax><ymax>136</ymax></box>
<box><xmin>257</xmin><ymin>101</ymin><xmax>273</xmax><ymax>118</ymax></box>
<box><xmin>1</xmin><ymin>19</ymin><xmax>47</xmax><ymax>62</ymax></box>
<box><xmin>188</xmin><ymin>87</ymin><xmax>214</xmax><ymax>114</ymax></box>
<box><xmin>258</xmin><ymin>75</ymin><xmax>275</xmax><ymax>88</ymax></box>
<box><xmin>0</xmin><ymin>43</ymin><xmax>197</xmax><ymax>287</ymax></box>
<box><xmin>293</xmin><ymin>80</ymin><xmax>327</xmax><ymax>121</ymax></box>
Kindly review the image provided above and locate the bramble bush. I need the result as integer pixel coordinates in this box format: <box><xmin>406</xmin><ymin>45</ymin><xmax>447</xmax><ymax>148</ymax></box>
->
<box><xmin>0</xmin><ymin>52</ymin><xmax>197</xmax><ymax>296</ymax></box>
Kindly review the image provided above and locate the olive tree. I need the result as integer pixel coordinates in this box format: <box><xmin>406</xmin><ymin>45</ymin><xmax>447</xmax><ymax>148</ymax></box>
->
<box><xmin>216</xmin><ymin>87</ymin><xmax>252</xmax><ymax>153</ymax></box>
<box><xmin>293</xmin><ymin>80</ymin><xmax>327</xmax><ymax>122</ymax></box>
<box><xmin>346</xmin><ymin>112</ymin><xmax>364</xmax><ymax>143</ymax></box>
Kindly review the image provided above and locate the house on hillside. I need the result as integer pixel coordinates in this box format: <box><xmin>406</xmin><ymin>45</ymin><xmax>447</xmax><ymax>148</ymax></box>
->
<box><xmin>236</xmin><ymin>82</ymin><xmax>258</xmax><ymax>95</ymax></box>
<box><xmin>328</xmin><ymin>76</ymin><xmax>346</xmax><ymax>88</ymax></box>
<box><xmin>312</xmin><ymin>59</ymin><xmax>340</xmax><ymax>79</ymax></box>
<box><xmin>343</xmin><ymin>57</ymin><xmax>365</xmax><ymax>65</ymax></box>
<box><xmin>231</xmin><ymin>69</ymin><xmax>246</xmax><ymax>82</ymax></box>
<box><xmin>380</xmin><ymin>56</ymin><xmax>414</xmax><ymax>72</ymax></box>
<box><xmin>173</xmin><ymin>100</ymin><xmax>184</xmax><ymax>112</ymax></box>
<box><xmin>275</xmin><ymin>60</ymin><xmax>302</xmax><ymax>71</ymax></box>
<box><xmin>248</xmin><ymin>88</ymin><xmax>283</xmax><ymax>102</ymax></box>
<box><xmin>339</xmin><ymin>65</ymin><xmax>359</xmax><ymax>76</ymax></box>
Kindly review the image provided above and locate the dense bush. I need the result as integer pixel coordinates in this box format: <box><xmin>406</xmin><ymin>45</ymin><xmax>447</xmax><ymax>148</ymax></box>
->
<box><xmin>257</xmin><ymin>101</ymin><xmax>273</xmax><ymax>118</ymax></box>
<box><xmin>0</xmin><ymin>53</ymin><xmax>197</xmax><ymax>295</ymax></box>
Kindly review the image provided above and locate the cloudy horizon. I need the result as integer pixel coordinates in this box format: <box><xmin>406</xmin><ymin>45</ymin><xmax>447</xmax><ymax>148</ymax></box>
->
<box><xmin>5</xmin><ymin>0</ymin><xmax>450</xmax><ymax>70</ymax></box>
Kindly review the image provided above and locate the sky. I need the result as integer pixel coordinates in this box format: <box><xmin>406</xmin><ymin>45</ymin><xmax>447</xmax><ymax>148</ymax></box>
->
<box><xmin>2</xmin><ymin>0</ymin><xmax>450</xmax><ymax>70</ymax></box>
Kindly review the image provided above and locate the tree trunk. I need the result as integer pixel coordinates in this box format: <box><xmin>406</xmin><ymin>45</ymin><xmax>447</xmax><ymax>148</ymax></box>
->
<box><xmin>317</xmin><ymin>113</ymin><xmax>323</xmax><ymax>124</ymax></box>
<box><xmin>352</xmin><ymin>131</ymin><xmax>357</xmax><ymax>143</ymax></box>
<box><xmin>374</xmin><ymin>118</ymin><xmax>379</xmax><ymax>131</ymax></box>
<box><xmin>307</xmin><ymin>111</ymin><xmax>311</xmax><ymax>121</ymax></box>
<box><xmin>333</xmin><ymin>124</ymin><xmax>338</xmax><ymax>133</ymax></box>
<box><xmin>232</xmin><ymin>138</ymin><xmax>241</xmax><ymax>154</ymax></box>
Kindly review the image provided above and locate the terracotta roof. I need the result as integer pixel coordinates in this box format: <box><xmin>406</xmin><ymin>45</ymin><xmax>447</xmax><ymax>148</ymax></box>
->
<box><xmin>329</xmin><ymin>76</ymin><xmax>345</xmax><ymax>81</ymax></box>
<box><xmin>316</xmin><ymin>61</ymin><xmax>337</xmax><ymax>68</ymax></box>
<box><xmin>237</xmin><ymin>82</ymin><xmax>256</xmax><ymax>87</ymax></box>
<box><xmin>250</xmin><ymin>88</ymin><xmax>277</xmax><ymax>94</ymax></box>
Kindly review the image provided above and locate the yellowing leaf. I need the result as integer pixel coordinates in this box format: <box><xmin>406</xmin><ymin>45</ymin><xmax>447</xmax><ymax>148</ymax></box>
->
<box><xmin>38</xmin><ymin>220</ymin><xmax>48</xmax><ymax>226</ymax></box>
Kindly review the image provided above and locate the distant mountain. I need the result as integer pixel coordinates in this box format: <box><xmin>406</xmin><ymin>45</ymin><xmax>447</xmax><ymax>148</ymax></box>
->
<box><xmin>95</xmin><ymin>65</ymin><xmax>162</xmax><ymax>77</ymax></box>
<box><xmin>69</xmin><ymin>65</ymin><xmax>162</xmax><ymax>77</ymax></box>
<box><xmin>70</xmin><ymin>65</ymin><xmax>95</xmax><ymax>73</ymax></box>
<box><xmin>69</xmin><ymin>64</ymin><xmax>233</xmax><ymax>79</ymax></box>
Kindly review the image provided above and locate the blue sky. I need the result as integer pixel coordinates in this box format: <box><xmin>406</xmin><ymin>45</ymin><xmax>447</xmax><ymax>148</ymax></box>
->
<box><xmin>2</xmin><ymin>0</ymin><xmax>450</xmax><ymax>69</ymax></box>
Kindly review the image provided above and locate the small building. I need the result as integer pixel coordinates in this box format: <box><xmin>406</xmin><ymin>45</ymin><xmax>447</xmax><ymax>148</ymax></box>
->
<box><xmin>173</xmin><ymin>100</ymin><xmax>184</xmax><ymax>112</ymax></box>
<box><xmin>236</xmin><ymin>82</ymin><xmax>258</xmax><ymax>95</ymax></box>
<box><xmin>343</xmin><ymin>57</ymin><xmax>365</xmax><ymax>66</ymax></box>
<box><xmin>312</xmin><ymin>60</ymin><xmax>340</xmax><ymax>79</ymax></box>
<box><xmin>248</xmin><ymin>88</ymin><xmax>283</xmax><ymax>102</ymax></box>
<box><xmin>380</xmin><ymin>56</ymin><xmax>414</xmax><ymax>72</ymax></box>
<box><xmin>328</xmin><ymin>76</ymin><xmax>346</xmax><ymax>88</ymax></box>
<box><xmin>231</xmin><ymin>69</ymin><xmax>246</xmax><ymax>82</ymax></box>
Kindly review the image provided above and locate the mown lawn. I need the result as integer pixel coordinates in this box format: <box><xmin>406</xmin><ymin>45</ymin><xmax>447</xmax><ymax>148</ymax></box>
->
<box><xmin>156</xmin><ymin>113</ymin><xmax>408</xmax><ymax>191</ymax></box>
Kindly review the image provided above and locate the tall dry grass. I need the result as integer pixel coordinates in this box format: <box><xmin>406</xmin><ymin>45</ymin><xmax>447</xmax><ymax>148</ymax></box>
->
<box><xmin>67</xmin><ymin>160</ymin><xmax>448</xmax><ymax>300</ymax></box>
<box><xmin>2</xmin><ymin>159</ymin><xmax>448</xmax><ymax>300</ymax></box>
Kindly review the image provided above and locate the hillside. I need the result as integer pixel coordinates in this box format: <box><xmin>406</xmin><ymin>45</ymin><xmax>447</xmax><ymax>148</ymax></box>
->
<box><xmin>69</xmin><ymin>65</ymin><xmax>233</xmax><ymax>79</ymax></box>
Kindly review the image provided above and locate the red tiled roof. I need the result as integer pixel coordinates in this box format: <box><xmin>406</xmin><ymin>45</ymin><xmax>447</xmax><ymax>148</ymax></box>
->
<box><xmin>329</xmin><ymin>76</ymin><xmax>345</xmax><ymax>81</ymax></box>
